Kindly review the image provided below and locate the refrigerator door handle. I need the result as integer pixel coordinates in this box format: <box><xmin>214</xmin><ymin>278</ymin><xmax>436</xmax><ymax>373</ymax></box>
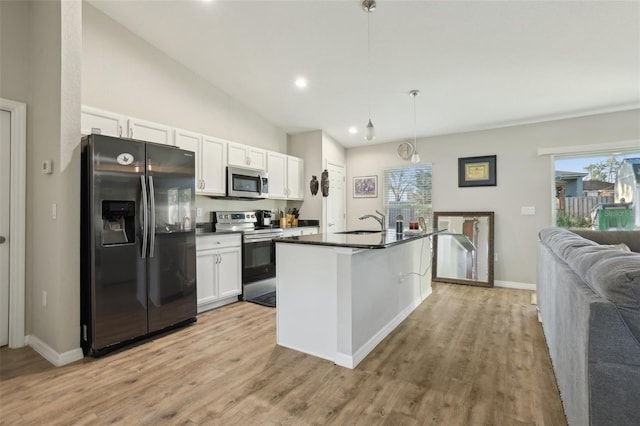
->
<box><xmin>140</xmin><ymin>175</ymin><xmax>149</xmax><ymax>258</ymax></box>
<box><xmin>149</xmin><ymin>175</ymin><xmax>156</xmax><ymax>258</ymax></box>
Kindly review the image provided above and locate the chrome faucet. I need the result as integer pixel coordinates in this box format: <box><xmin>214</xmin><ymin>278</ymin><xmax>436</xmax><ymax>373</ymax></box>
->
<box><xmin>359</xmin><ymin>210</ymin><xmax>386</xmax><ymax>230</ymax></box>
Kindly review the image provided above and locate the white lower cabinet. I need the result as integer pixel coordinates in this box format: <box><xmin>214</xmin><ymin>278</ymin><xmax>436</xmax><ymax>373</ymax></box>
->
<box><xmin>196</xmin><ymin>233</ymin><xmax>242</xmax><ymax>313</ymax></box>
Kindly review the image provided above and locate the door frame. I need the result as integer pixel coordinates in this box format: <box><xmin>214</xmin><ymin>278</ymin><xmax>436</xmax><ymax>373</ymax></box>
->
<box><xmin>0</xmin><ymin>98</ymin><xmax>26</xmax><ymax>348</ymax></box>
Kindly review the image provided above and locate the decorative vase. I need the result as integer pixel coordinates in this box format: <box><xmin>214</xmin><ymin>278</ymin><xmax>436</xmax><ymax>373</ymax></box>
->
<box><xmin>321</xmin><ymin>169</ymin><xmax>329</xmax><ymax>197</ymax></box>
<box><xmin>310</xmin><ymin>175</ymin><xmax>319</xmax><ymax>196</ymax></box>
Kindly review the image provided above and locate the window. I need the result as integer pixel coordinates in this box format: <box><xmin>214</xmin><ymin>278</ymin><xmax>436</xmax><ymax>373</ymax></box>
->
<box><xmin>383</xmin><ymin>165</ymin><xmax>433</xmax><ymax>229</ymax></box>
<box><xmin>554</xmin><ymin>152</ymin><xmax>639</xmax><ymax>230</ymax></box>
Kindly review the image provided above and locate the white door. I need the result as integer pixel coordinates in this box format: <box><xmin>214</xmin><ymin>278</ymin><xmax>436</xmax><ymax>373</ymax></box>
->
<box><xmin>325</xmin><ymin>162</ymin><xmax>346</xmax><ymax>233</ymax></box>
<box><xmin>1</xmin><ymin>109</ymin><xmax>10</xmax><ymax>346</ymax></box>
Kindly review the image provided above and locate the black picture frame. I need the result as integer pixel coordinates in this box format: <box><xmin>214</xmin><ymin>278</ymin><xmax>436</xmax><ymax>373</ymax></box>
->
<box><xmin>458</xmin><ymin>155</ymin><xmax>497</xmax><ymax>187</ymax></box>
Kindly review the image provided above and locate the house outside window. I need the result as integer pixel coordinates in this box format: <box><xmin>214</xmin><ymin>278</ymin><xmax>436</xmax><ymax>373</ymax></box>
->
<box><xmin>383</xmin><ymin>165</ymin><xmax>433</xmax><ymax>230</ymax></box>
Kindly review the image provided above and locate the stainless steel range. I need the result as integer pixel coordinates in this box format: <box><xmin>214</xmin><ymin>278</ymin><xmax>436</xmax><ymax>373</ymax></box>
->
<box><xmin>214</xmin><ymin>211</ymin><xmax>283</xmax><ymax>295</ymax></box>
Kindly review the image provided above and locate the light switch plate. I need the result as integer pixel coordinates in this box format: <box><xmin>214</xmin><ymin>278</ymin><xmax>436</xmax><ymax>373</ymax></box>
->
<box><xmin>521</xmin><ymin>206</ymin><xmax>536</xmax><ymax>216</ymax></box>
<box><xmin>41</xmin><ymin>160</ymin><xmax>53</xmax><ymax>174</ymax></box>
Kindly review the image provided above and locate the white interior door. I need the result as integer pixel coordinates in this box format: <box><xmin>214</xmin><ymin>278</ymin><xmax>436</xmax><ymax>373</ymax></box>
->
<box><xmin>0</xmin><ymin>109</ymin><xmax>10</xmax><ymax>346</ymax></box>
<box><xmin>325</xmin><ymin>161</ymin><xmax>346</xmax><ymax>233</ymax></box>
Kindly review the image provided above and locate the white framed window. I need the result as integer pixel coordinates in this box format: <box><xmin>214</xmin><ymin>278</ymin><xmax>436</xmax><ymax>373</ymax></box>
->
<box><xmin>383</xmin><ymin>165</ymin><xmax>433</xmax><ymax>229</ymax></box>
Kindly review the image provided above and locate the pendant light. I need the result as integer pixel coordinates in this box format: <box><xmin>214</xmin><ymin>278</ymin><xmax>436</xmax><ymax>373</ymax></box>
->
<box><xmin>363</xmin><ymin>0</ymin><xmax>376</xmax><ymax>141</ymax></box>
<box><xmin>409</xmin><ymin>90</ymin><xmax>421</xmax><ymax>163</ymax></box>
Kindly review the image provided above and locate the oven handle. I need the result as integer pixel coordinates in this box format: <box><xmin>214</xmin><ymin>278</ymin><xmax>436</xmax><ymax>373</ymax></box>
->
<box><xmin>244</xmin><ymin>237</ymin><xmax>280</xmax><ymax>243</ymax></box>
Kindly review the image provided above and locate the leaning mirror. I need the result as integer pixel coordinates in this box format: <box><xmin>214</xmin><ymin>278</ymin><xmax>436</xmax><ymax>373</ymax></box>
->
<box><xmin>432</xmin><ymin>211</ymin><xmax>494</xmax><ymax>287</ymax></box>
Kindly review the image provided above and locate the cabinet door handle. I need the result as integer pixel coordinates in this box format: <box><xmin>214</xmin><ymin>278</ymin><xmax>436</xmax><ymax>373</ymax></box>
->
<box><xmin>202</xmin><ymin>179</ymin><xmax>205</xmax><ymax>190</ymax></box>
<box><xmin>129</xmin><ymin>127</ymin><xmax>134</xmax><ymax>138</ymax></box>
<box><xmin>118</xmin><ymin>125</ymin><xmax>123</xmax><ymax>137</ymax></box>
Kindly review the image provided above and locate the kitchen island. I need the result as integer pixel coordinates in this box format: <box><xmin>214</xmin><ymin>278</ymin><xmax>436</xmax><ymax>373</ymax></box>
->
<box><xmin>274</xmin><ymin>230</ymin><xmax>437</xmax><ymax>368</ymax></box>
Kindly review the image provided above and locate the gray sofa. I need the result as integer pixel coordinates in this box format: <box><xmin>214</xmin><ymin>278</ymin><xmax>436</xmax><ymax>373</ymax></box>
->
<box><xmin>537</xmin><ymin>227</ymin><xmax>640</xmax><ymax>426</ymax></box>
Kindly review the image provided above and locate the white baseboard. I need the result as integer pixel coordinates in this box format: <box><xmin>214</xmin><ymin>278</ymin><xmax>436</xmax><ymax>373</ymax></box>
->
<box><xmin>421</xmin><ymin>286</ymin><xmax>433</xmax><ymax>301</ymax></box>
<box><xmin>26</xmin><ymin>335</ymin><xmax>84</xmax><ymax>367</ymax></box>
<box><xmin>495</xmin><ymin>280</ymin><xmax>537</xmax><ymax>291</ymax></box>
<box><xmin>344</xmin><ymin>297</ymin><xmax>423</xmax><ymax>369</ymax></box>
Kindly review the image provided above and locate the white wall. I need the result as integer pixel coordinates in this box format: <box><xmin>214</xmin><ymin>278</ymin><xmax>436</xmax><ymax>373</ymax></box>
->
<box><xmin>82</xmin><ymin>4</ymin><xmax>297</xmax><ymax>220</ymax></box>
<box><xmin>82</xmin><ymin>4</ymin><xmax>286</xmax><ymax>153</ymax></box>
<box><xmin>288</xmin><ymin>130</ymin><xmax>324</xmax><ymax>221</ymax></box>
<box><xmin>0</xmin><ymin>0</ymin><xmax>82</xmax><ymax>358</ymax></box>
<box><xmin>347</xmin><ymin>109</ymin><xmax>640</xmax><ymax>286</ymax></box>
<box><xmin>288</xmin><ymin>130</ymin><xmax>346</xmax><ymax>225</ymax></box>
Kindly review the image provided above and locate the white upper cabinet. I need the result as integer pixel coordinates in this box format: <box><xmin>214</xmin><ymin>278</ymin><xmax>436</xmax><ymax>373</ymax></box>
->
<box><xmin>228</xmin><ymin>142</ymin><xmax>266</xmax><ymax>170</ymax></box>
<box><xmin>81</xmin><ymin>106</ymin><xmax>126</xmax><ymax>137</ymax></box>
<box><xmin>286</xmin><ymin>156</ymin><xmax>304</xmax><ymax>200</ymax></box>
<box><xmin>127</xmin><ymin>117</ymin><xmax>174</xmax><ymax>145</ymax></box>
<box><xmin>174</xmin><ymin>129</ymin><xmax>226</xmax><ymax>196</ymax></box>
<box><xmin>200</xmin><ymin>136</ymin><xmax>226</xmax><ymax>195</ymax></box>
<box><xmin>267</xmin><ymin>152</ymin><xmax>287</xmax><ymax>199</ymax></box>
<box><xmin>174</xmin><ymin>128</ymin><xmax>203</xmax><ymax>191</ymax></box>
<box><xmin>267</xmin><ymin>152</ymin><xmax>304</xmax><ymax>200</ymax></box>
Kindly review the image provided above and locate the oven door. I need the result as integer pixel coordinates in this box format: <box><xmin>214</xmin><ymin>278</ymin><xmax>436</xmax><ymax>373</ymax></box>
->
<box><xmin>242</xmin><ymin>237</ymin><xmax>276</xmax><ymax>284</ymax></box>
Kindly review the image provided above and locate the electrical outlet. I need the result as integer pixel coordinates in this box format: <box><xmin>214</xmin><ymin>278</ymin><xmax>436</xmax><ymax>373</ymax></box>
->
<box><xmin>196</xmin><ymin>208</ymin><xmax>203</xmax><ymax>217</ymax></box>
<box><xmin>42</xmin><ymin>290</ymin><xmax>47</xmax><ymax>307</ymax></box>
<box><xmin>494</xmin><ymin>253</ymin><xmax>499</xmax><ymax>262</ymax></box>
<box><xmin>51</xmin><ymin>203</ymin><xmax>57</xmax><ymax>220</ymax></box>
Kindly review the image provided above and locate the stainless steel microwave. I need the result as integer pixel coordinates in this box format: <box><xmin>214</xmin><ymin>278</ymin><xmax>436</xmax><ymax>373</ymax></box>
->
<box><xmin>226</xmin><ymin>166</ymin><xmax>269</xmax><ymax>199</ymax></box>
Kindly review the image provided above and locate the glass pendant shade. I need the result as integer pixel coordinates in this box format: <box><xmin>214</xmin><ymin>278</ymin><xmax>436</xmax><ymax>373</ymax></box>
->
<box><xmin>365</xmin><ymin>119</ymin><xmax>376</xmax><ymax>141</ymax></box>
<box><xmin>409</xmin><ymin>89</ymin><xmax>420</xmax><ymax>163</ymax></box>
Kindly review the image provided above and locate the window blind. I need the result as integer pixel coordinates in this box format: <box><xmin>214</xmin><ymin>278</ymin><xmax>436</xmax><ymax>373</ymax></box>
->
<box><xmin>383</xmin><ymin>165</ymin><xmax>433</xmax><ymax>229</ymax></box>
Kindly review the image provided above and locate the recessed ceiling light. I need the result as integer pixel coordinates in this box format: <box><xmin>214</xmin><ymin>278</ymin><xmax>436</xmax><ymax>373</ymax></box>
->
<box><xmin>348</xmin><ymin>127</ymin><xmax>358</xmax><ymax>135</ymax></box>
<box><xmin>294</xmin><ymin>77</ymin><xmax>308</xmax><ymax>89</ymax></box>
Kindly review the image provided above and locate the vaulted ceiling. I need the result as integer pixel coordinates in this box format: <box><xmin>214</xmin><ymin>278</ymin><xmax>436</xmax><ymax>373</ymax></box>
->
<box><xmin>88</xmin><ymin>0</ymin><xmax>640</xmax><ymax>147</ymax></box>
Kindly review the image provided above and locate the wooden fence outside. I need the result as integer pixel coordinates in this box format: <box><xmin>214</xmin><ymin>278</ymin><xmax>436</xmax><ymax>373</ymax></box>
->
<box><xmin>559</xmin><ymin>196</ymin><xmax>613</xmax><ymax>219</ymax></box>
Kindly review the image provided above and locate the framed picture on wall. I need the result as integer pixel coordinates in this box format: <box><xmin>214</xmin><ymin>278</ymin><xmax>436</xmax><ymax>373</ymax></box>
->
<box><xmin>458</xmin><ymin>155</ymin><xmax>497</xmax><ymax>187</ymax></box>
<box><xmin>353</xmin><ymin>175</ymin><xmax>378</xmax><ymax>198</ymax></box>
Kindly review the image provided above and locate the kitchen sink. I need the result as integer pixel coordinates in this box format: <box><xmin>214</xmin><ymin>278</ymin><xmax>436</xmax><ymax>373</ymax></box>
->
<box><xmin>334</xmin><ymin>230</ymin><xmax>382</xmax><ymax>235</ymax></box>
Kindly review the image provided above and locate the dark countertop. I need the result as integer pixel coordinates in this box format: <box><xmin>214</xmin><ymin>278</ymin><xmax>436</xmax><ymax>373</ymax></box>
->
<box><xmin>196</xmin><ymin>220</ymin><xmax>320</xmax><ymax>236</ymax></box>
<box><xmin>274</xmin><ymin>229</ymin><xmax>440</xmax><ymax>249</ymax></box>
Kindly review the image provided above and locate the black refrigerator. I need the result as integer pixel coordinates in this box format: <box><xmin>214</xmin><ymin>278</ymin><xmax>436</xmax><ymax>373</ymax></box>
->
<box><xmin>81</xmin><ymin>134</ymin><xmax>197</xmax><ymax>356</ymax></box>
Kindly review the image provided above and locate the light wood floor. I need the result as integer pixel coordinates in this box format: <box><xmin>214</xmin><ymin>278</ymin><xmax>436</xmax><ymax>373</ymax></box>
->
<box><xmin>0</xmin><ymin>283</ymin><xmax>566</xmax><ymax>425</ymax></box>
